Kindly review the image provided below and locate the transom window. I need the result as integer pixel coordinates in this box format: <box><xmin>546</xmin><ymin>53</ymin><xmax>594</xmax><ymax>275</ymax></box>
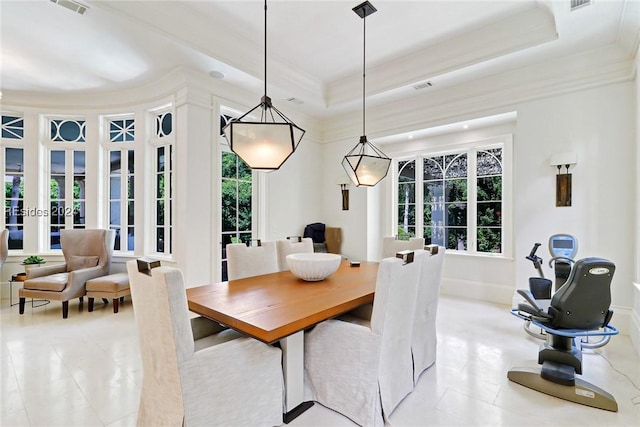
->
<box><xmin>394</xmin><ymin>137</ymin><xmax>510</xmax><ymax>255</ymax></box>
<box><xmin>2</xmin><ymin>114</ymin><xmax>24</xmax><ymax>139</ymax></box>
<box><xmin>50</xmin><ymin>118</ymin><xmax>86</xmax><ymax>142</ymax></box>
<box><xmin>109</xmin><ymin>118</ymin><xmax>135</xmax><ymax>142</ymax></box>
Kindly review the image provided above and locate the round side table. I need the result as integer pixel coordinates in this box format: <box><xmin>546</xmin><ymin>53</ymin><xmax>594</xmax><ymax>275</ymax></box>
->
<box><xmin>10</xmin><ymin>273</ymin><xmax>50</xmax><ymax>308</ymax></box>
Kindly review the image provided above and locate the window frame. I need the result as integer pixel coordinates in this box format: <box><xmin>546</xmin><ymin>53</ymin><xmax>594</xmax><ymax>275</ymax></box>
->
<box><xmin>148</xmin><ymin>107</ymin><xmax>174</xmax><ymax>258</ymax></box>
<box><xmin>44</xmin><ymin>115</ymin><xmax>87</xmax><ymax>251</ymax></box>
<box><xmin>392</xmin><ymin>134</ymin><xmax>513</xmax><ymax>258</ymax></box>
<box><xmin>103</xmin><ymin>114</ymin><xmax>136</xmax><ymax>253</ymax></box>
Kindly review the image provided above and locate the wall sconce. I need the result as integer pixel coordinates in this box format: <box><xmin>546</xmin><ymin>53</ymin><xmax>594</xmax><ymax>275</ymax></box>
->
<box><xmin>550</xmin><ymin>152</ymin><xmax>577</xmax><ymax>207</ymax></box>
<box><xmin>337</xmin><ymin>176</ymin><xmax>350</xmax><ymax>210</ymax></box>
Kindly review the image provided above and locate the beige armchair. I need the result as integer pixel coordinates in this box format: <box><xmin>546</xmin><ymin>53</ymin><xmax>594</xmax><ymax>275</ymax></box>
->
<box><xmin>20</xmin><ymin>229</ymin><xmax>115</xmax><ymax>318</ymax></box>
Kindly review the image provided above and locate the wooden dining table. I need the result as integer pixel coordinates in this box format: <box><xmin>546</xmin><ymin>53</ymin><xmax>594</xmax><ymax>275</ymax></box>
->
<box><xmin>186</xmin><ymin>260</ymin><xmax>379</xmax><ymax>423</ymax></box>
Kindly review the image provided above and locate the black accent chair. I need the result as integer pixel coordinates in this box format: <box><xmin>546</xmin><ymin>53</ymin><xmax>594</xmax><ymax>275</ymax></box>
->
<box><xmin>509</xmin><ymin>257</ymin><xmax>619</xmax><ymax>412</ymax></box>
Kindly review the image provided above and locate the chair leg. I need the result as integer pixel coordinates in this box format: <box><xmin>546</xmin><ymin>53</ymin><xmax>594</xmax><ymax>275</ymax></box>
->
<box><xmin>88</xmin><ymin>298</ymin><xmax>94</xmax><ymax>312</ymax></box>
<box><xmin>62</xmin><ymin>301</ymin><xmax>69</xmax><ymax>319</ymax></box>
<box><xmin>119</xmin><ymin>296</ymin><xmax>125</xmax><ymax>303</ymax></box>
<box><xmin>102</xmin><ymin>298</ymin><xmax>109</xmax><ymax>304</ymax></box>
<box><xmin>113</xmin><ymin>298</ymin><xmax>119</xmax><ymax>314</ymax></box>
<box><xmin>19</xmin><ymin>298</ymin><xmax>25</xmax><ymax>314</ymax></box>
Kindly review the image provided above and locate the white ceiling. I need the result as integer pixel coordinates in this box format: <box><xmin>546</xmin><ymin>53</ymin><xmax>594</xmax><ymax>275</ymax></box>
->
<box><xmin>1</xmin><ymin>0</ymin><xmax>639</xmax><ymax>123</ymax></box>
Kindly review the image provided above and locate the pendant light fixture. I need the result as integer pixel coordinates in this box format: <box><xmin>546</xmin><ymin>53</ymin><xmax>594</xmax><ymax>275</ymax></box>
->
<box><xmin>222</xmin><ymin>0</ymin><xmax>305</xmax><ymax>171</ymax></box>
<box><xmin>342</xmin><ymin>1</ymin><xmax>391</xmax><ymax>187</ymax></box>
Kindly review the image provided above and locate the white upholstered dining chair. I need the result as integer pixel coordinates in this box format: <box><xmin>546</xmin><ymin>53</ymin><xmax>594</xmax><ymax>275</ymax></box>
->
<box><xmin>276</xmin><ymin>237</ymin><xmax>313</xmax><ymax>271</ymax></box>
<box><xmin>381</xmin><ymin>236</ymin><xmax>425</xmax><ymax>258</ymax></box>
<box><xmin>412</xmin><ymin>248</ymin><xmax>445</xmax><ymax>384</ymax></box>
<box><xmin>226</xmin><ymin>241</ymin><xmax>279</xmax><ymax>280</ymax></box>
<box><xmin>126</xmin><ymin>259</ymin><xmax>283</xmax><ymax>426</ymax></box>
<box><xmin>304</xmin><ymin>251</ymin><xmax>426</xmax><ymax>426</ymax></box>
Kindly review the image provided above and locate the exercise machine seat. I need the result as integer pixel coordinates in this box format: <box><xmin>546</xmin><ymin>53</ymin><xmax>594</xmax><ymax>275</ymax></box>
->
<box><xmin>517</xmin><ymin>257</ymin><xmax>614</xmax><ymax>330</ymax></box>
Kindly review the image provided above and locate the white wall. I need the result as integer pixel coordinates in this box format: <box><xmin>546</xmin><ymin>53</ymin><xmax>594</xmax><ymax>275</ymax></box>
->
<box><xmin>263</xmin><ymin>134</ymin><xmax>324</xmax><ymax>241</ymax></box>
<box><xmin>632</xmin><ymin>49</ymin><xmax>640</xmax><ymax>355</ymax></box>
<box><xmin>514</xmin><ymin>82</ymin><xmax>635</xmax><ymax>317</ymax></box>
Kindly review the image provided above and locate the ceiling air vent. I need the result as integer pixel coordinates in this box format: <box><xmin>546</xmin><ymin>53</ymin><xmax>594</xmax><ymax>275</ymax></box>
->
<box><xmin>286</xmin><ymin>97</ymin><xmax>304</xmax><ymax>105</ymax></box>
<box><xmin>50</xmin><ymin>0</ymin><xmax>88</xmax><ymax>15</ymax></box>
<box><xmin>570</xmin><ymin>0</ymin><xmax>591</xmax><ymax>11</ymax></box>
<box><xmin>413</xmin><ymin>82</ymin><xmax>433</xmax><ymax>91</ymax></box>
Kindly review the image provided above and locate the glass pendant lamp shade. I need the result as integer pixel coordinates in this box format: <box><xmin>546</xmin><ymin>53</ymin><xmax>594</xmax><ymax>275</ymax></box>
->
<box><xmin>343</xmin><ymin>135</ymin><xmax>391</xmax><ymax>187</ymax></box>
<box><xmin>223</xmin><ymin>96</ymin><xmax>305</xmax><ymax>170</ymax></box>
<box><xmin>342</xmin><ymin>1</ymin><xmax>390</xmax><ymax>187</ymax></box>
<box><xmin>221</xmin><ymin>0</ymin><xmax>304</xmax><ymax>171</ymax></box>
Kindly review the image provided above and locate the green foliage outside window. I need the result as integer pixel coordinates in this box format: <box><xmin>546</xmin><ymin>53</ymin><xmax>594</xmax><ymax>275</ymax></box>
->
<box><xmin>221</xmin><ymin>152</ymin><xmax>252</xmax><ymax>239</ymax></box>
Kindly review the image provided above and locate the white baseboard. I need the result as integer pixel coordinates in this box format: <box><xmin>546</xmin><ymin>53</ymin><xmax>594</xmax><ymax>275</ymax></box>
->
<box><xmin>440</xmin><ymin>277</ymin><xmax>514</xmax><ymax>306</ymax></box>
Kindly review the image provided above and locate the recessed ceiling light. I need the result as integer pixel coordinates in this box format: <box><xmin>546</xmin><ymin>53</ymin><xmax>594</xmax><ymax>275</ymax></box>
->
<box><xmin>463</xmin><ymin>124</ymin><xmax>469</xmax><ymax>129</ymax></box>
<box><xmin>408</xmin><ymin>135</ymin><xmax>413</xmax><ymax>139</ymax></box>
<box><xmin>208</xmin><ymin>70</ymin><xmax>225</xmax><ymax>79</ymax></box>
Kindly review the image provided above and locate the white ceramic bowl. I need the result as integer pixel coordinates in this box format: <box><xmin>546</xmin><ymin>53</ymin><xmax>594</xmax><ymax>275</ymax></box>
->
<box><xmin>286</xmin><ymin>253</ymin><xmax>342</xmax><ymax>281</ymax></box>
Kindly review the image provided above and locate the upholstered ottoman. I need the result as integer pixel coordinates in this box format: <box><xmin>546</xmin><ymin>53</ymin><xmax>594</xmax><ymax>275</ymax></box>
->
<box><xmin>87</xmin><ymin>273</ymin><xmax>130</xmax><ymax>313</ymax></box>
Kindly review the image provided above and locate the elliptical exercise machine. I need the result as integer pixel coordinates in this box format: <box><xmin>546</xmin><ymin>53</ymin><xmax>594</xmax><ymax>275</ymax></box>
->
<box><xmin>523</xmin><ymin>234</ymin><xmax>611</xmax><ymax>349</ymax></box>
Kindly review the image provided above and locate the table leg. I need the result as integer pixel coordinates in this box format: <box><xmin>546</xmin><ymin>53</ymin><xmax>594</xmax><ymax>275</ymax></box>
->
<box><xmin>9</xmin><ymin>280</ymin><xmax>18</xmax><ymax>306</ymax></box>
<box><xmin>280</xmin><ymin>331</ymin><xmax>313</xmax><ymax>423</ymax></box>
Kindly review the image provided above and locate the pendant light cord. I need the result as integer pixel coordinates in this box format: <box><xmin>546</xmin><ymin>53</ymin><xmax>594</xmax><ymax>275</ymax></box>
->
<box><xmin>264</xmin><ymin>0</ymin><xmax>268</xmax><ymax>98</ymax></box>
<box><xmin>362</xmin><ymin>14</ymin><xmax>366</xmax><ymax>136</ymax></box>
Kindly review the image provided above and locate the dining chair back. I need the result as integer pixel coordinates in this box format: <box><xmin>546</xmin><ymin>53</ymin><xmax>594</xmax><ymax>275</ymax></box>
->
<box><xmin>381</xmin><ymin>236</ymin><xmax>425</xmax><ymax>258</ymax></box>
<box><xmin>304</xmin><ymin>251</ymin><xmax>426</xmax><ymax>426</ymax></box>
<box><xmin>411</xmin><ymin>248</ymin><xmax>445</xmax><ymax>383</ymax></box>
<box><xmin>226</xmin><ymin>241</ymin><xmax>278</xmax><ymax>280</ymax></box>
<box><xmin>276</xmin><ymin>237</ymin><xmax>313</xmax><ymax>271</ymax></box>
<box><xmin>127</xmin><ymin>259</ymin><xmax>283</xmax><ymax>426</ymax></box>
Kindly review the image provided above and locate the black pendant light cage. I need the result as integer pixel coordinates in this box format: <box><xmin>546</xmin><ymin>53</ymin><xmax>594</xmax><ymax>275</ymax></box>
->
<box><xmin>221</xmin><ymin>0</ymin><xmax>305</xmax><ymax>171</ymax></box>
<box><xmin>342</xmin><ymin>1</ymin><xmax>391</xmax><ymax>187</ymax></box>
<box><xmin>342</xmin><ymin>135</ymin><xmax>391</xmax><ymax>187</ymax></box>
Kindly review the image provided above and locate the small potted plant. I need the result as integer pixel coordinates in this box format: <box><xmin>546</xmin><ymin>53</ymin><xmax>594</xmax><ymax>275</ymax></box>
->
<box><xmin>22</xmin><ymin>255</ymin><xmax>45</xmax><ymax>273</ymax></box>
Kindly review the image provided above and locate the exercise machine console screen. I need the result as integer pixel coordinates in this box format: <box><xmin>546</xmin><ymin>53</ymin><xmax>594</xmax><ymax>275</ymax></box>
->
<box><xmin>548</xmin><ymin>234</ymin><xmax>578</xmax><ymax>260</ymax></box>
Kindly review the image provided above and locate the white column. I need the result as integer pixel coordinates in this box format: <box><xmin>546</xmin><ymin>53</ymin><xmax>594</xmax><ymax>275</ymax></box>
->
<box><xmin>173</xmin><ymin>87</ymin><xmax>215</xmax><ymax>287</ymax></box>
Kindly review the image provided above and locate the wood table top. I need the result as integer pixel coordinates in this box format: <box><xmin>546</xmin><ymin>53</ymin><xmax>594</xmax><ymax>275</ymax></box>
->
<box><xmin>186</xmin><ymin>260</ymin><xmax>379</xmax><ymax>344</ymax></box>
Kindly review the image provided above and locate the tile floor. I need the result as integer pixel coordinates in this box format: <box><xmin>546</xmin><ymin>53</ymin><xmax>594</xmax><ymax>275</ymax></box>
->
<box><xmin>1</xmin><ymin>294</ymin><xmax>639</xmax><ymax>426</ymax></box>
